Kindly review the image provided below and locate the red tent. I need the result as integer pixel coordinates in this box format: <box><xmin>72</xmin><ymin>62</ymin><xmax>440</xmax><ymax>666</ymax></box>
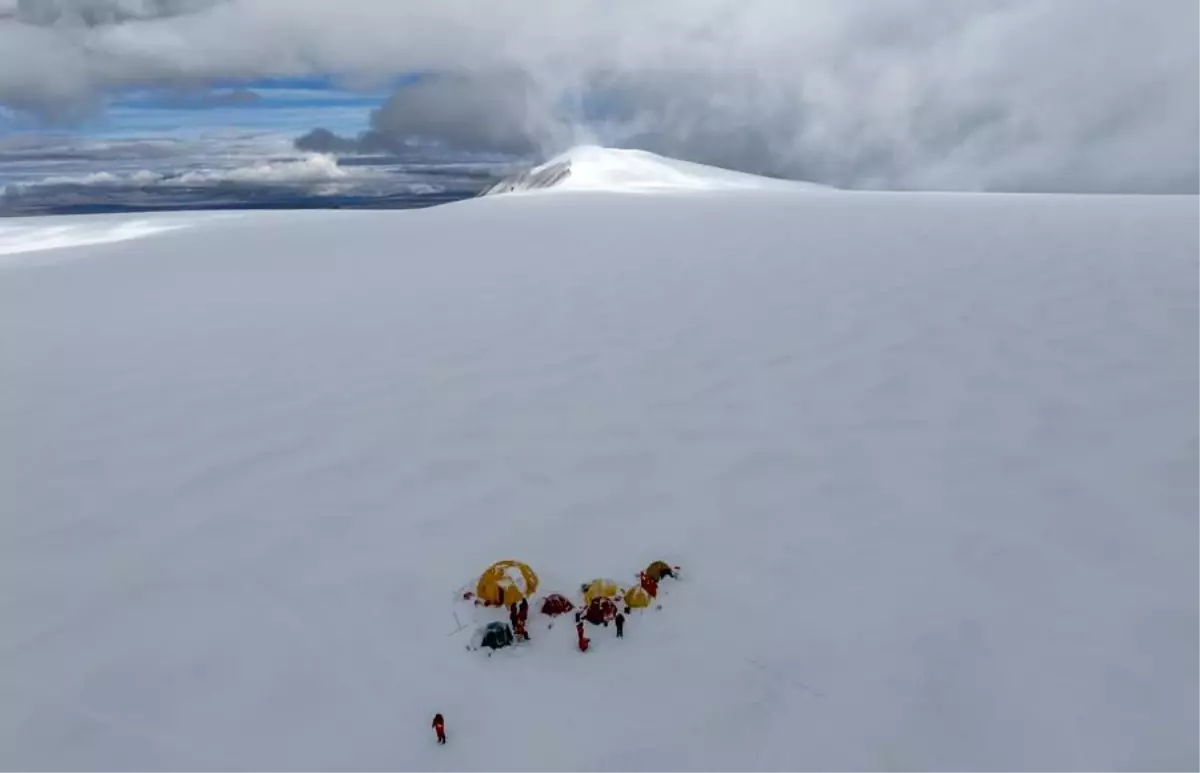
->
<box><xmin>583</xmin><ymin>596</ymin><xmax>618</xmax><ymax>625</ymax></box>
<box><xmin>540</xmin><ymin>593</ymin><xmax>575</xmax><ymax>616</ymax></box>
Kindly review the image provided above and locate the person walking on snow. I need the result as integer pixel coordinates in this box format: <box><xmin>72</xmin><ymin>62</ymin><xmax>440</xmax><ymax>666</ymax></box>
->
<box><xmin>432</xmin><ymin>713</ymin><xmax>446</xmax><ymax>745</ymax></box>
<box><xmin>615</xmin><ymin>608</ymin><xmax>627</xmax><ymax>638</ymax></box>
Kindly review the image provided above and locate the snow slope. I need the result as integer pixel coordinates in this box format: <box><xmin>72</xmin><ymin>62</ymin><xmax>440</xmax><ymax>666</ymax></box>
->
<box><xmin>482</xmin><ymin>145</ymin><xmax>829</xmax><ymax>195</ymax></box>
<box><xmin>0</xmin><ymin>214</ymin><xmax>211</xmax><ymax>260</ymax></box>
<box><xmin>0</xmin><ymin>181</ymin><xmax>1196</xmax><ymax>770</ymax></box>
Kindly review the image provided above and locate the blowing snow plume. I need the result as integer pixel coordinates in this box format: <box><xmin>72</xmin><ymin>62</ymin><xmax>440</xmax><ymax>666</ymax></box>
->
<box><xmin>2</xmin><ymin>0</ymin><xmax>1197</xmax><ymax>192</ymax></box>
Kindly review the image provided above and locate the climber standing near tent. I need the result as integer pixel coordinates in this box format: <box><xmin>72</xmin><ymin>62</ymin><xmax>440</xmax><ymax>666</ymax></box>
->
<box><xmin>517</xmin><ymin>597</ymin><xmax>530</xmax><ymax>640</ymax></box>
<box><xmin>575</xmin><ymin>612</ymin><xmax>589</xmax><ymax>652</ymax></box>
<box><xmin>615</xmin><ymin>609</ymin><xmax>626</xmax><ymax>638</ymax></box>
<box><xmin>508</xmin><ymin>599</ymin><xmax>528</xmax><ymax>641</ymax></box>
<box><xmin>640</xmin><ymin>572</ymin><xmax>658</xmax><ymax>598</ymax></box>
<box><xmin>432</xmin><ymin>713</ymin><xmax>446</xmax><ymax>745</ymax></box>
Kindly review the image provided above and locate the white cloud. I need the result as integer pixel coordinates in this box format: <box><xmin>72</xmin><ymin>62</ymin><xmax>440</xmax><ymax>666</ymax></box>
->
<box><xmin>2</xmin><ymin>152</ymin><xmax>381</xmax><ymax>192</ymax></box>
<box><xmin>1</xmin><ymin>0</ymin><xmax>1196</xmax><ymax>191</ymax></box>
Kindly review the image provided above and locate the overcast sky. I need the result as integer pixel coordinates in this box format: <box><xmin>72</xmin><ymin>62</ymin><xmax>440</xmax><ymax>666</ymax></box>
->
<box><xmin>1</xmin><ymin>0</ymin><xmax>1197</xmax><ymax>192</ymax></box>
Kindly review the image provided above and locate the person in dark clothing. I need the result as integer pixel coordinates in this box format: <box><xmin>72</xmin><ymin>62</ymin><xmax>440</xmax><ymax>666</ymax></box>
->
<box><xmin>432</xmin><ymin>713</ymin><xmax>446</xmax><ymax>744</ymax></box>
<box><xmin>615</xmin><ymin>611</ymin><xmax>625</xmax><ymax>638</ymax></box>
<box><xmin>516</xmin><ymin>598</ymin><xmax>530</xmax><ymax>640</ymax></box>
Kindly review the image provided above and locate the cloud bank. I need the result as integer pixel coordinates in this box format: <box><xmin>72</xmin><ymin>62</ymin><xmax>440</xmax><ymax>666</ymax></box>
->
<box><xmin>2</xmin><ymin>0</ymin><xmax>1197</xmax><ymax>192</ymax></box>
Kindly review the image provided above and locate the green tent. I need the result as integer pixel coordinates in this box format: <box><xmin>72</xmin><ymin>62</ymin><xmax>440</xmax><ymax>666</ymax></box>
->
<box><xmin>477</xmin><ymin>622</ymin><xmax>514</xmax><ymax>650</ymax></box>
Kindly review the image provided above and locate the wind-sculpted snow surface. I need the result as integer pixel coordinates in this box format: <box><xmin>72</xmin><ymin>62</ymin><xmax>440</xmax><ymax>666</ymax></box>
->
<box><xmin>0</xmin><ymin>214</ymin><xmax>208</xmax><ymax>261</ymax></box>
<box><xmin>0</xmin><ymin>186</ymin><xmax>1196</xmax><ymax>770</ymax></box>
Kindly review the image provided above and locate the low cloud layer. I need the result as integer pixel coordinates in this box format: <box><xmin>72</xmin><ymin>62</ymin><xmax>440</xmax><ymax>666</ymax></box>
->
<box><xmin>0</xmin><ymin>131</ymin><xmax>499</xmax><ymax>215</ymax></box>
<box><xmin>2</xmin><ymin>0</ymin><xmax>1197</xmax><ymax>192</ymax></box>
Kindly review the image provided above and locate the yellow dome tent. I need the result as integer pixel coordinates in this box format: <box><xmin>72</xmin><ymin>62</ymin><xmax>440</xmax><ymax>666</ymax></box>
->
<box><xmin>476</xmin><ymin>560</ymin><xmax>539</xmax><ymax>607</ymax></box>
<box><xmin>583</xmin><ymin>578</ymin><xmax>621</xmax><ymax>605</ymax></box>
<box><xmin>624</xmin><ymin>585</ymin><xmax>653</xmax><ymax>609</ymax></box>
<box><xmin>644</xmin><ymin>560</ymin><xmax>677</xmax><ymax>582</ymax></box>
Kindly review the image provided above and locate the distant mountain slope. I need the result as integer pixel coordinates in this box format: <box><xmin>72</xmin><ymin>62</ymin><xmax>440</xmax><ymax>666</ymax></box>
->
<box><xmin>482</xmin><ymin>145</ymin><xmax>833</xmax><ymax>195</ymax></box>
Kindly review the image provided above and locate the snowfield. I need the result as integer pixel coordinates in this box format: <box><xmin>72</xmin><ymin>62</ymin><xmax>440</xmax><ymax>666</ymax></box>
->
<box><xmin>0</xmin><ymin>150</ymin><xmax>1196</xmax><ymax>771</ymax></box>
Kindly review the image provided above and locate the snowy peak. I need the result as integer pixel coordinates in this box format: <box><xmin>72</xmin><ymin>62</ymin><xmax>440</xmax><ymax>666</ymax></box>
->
<box><xmin>482</xmin><ymin>145</ymin><xmax>830</xmax><ymax>195</ymax></box>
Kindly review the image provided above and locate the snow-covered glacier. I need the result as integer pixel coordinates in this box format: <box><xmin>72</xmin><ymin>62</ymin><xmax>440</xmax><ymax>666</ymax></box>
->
<box><xmin>0</xmin><ymin>148</ymin><xmax>1196</xmax><ymax>771</ymax></box>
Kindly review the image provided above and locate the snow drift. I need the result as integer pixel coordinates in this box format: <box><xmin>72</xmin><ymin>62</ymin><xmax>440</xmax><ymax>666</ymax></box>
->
<box><xmin>0</xmin><ymin>176</ymin><xmax>1196</xmax><ymax>770</ymax></box>
<box><xmin>482</xmin><ymin>145</ymin><xmax>830</xmax><ymax>195</ymax></box>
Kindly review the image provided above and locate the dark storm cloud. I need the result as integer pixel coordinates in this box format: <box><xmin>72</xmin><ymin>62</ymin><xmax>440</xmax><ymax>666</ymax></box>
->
<box><xmin>367</xmin><ymin>73</ymin><xmax>555</xmax><ymax>155</ymax></box>
<box><xmin>1</xmin><ymin>0</ymin><xmax>1196</xmax><ymax>192</ymax></box>
<box><xmin>13</xmin><ymin>0</ymin><xmax>224</xmax><ymax>26</ymax></box>
<box><xmin>297</xmin><ymin>72</ymin><xmax>566</xmax><ymax>156</ymax></box>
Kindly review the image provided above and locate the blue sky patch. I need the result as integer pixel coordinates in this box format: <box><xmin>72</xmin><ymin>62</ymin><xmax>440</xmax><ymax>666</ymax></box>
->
<box><xmin>2</xmin><ymin>74</ymin><xmax>429</xmax><ymax>139</ymax></box>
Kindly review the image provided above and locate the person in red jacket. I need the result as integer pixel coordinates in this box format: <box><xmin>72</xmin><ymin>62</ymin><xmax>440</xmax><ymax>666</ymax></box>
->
<box><xmin>432</xmin><ymin>713</ymin><xmax>446</xmax><ymax>745</ymax></box>
<box><xmin>575</xmin><ymin>612</ymin><xmax>589</xmax><ymax>652</ymax></box>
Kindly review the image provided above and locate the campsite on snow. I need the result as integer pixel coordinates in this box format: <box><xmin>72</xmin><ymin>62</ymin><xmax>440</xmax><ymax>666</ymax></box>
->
<box><xmin>1</xmin><ymin>144</ymin><xmax>1196</xmax><ymax>770</ymax></box>
<box><xmin>456</xmin><ymin>558</ymin><xmax>680</xmax><ymax>655</ymax></box>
